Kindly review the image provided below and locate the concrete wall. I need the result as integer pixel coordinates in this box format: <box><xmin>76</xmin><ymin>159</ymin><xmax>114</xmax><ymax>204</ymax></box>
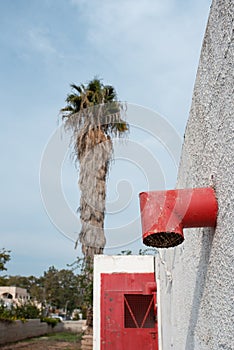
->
<box><xmin>157</xmin><ymin>0</ymin><xmax>234</xmax><ymax>349</ymax></box>
<box><xmin>63</xmin><ymin>320</ymin><xmax>86</xmax><ymax>333</ymax></box>
<box><xmin>0</xmin><ymin>319</ymin><xmax>85</xmax><ymax>345</ymax></box>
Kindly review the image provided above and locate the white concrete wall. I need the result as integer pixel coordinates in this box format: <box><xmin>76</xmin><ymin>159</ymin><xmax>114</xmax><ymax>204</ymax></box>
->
<box><xmin>93</xmin><ymin>255</ymin><xmax>155</xmax><ymax>350</ymax></box>
<box><xmin>158</xmin><ymin>0</ymin><xmax>234</xmax><ymax>349</ymax></box>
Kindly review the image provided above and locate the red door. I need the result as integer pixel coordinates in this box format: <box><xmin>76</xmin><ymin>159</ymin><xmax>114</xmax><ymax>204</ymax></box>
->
<box><xmin>101</xmin><ymin>273</ymin><xmax>158</xmax><ymax>350</ymax></box>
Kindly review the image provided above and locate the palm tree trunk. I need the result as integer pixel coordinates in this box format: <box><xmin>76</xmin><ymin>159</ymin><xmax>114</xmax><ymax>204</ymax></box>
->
<box><xmin>78</xmin><ymin>129</ymin><xmax>112</xmax><ymax>333</ymax></box>
<box><xmin>79</xmin><ymin>128</ymin><xmax>112</xmax><ymax>259</ymax></box>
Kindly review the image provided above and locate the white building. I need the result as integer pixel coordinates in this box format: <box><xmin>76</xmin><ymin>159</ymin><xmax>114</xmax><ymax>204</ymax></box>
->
<box><xmin>0</xmin><ymin>286</ymin><xmax>30</xmax><ymax>306</ymax></box>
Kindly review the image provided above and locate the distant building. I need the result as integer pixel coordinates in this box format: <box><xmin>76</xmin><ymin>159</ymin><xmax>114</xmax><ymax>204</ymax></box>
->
<box><xmin>0</xmin><ymin>286</ymin><xmax>30</xmax><ymax>306</ymax></box>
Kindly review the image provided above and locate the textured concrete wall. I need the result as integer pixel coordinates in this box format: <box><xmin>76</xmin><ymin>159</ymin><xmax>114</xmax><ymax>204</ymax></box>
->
<box><xmin>0</xmin><ymin>319</ymin><xmax>85</xmax><ymax>345</ymax></box>
<box><xmin>157</xmin><ymin>0</ymin><xmax>234</xmax><ymax>349</ymax></box>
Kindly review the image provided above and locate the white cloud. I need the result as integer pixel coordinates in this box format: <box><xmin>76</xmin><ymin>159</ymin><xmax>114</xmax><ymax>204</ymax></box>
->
<box><xmin>69</xmin><ymin>0</ymin><xmax>211</xmax><ymax>127</ymax></box>
<box><xmin>71</xmin><ymin>0</ymin><xmax>174</xmax><ymax>49</ymax></box>
<box><xmin>27</xmin><ymin>28</ymin><xmax>57</xmax><ymax>56</ymax></box>
<box><xmin>70</xmin><ymin>0</ymin><xmax>208</xmax><ymax>62</ymax></box>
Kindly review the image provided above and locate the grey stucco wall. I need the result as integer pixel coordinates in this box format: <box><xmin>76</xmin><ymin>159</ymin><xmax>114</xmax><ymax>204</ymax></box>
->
<box><xmin>157</xmin><ymin>0</ymin><xmax>234</xmax><ymax>349</ymax></box>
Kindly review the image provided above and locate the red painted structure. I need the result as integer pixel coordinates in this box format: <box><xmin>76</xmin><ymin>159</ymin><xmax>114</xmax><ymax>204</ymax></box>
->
<box><xmin>101</xmin><ymin>273</ymin><xmax>158</xmax><ymax>350</ymax></box>
<box><xmin>139</xmin><ymin>187</ymin><xmax>218</xmax><ymax>248</ymax></box>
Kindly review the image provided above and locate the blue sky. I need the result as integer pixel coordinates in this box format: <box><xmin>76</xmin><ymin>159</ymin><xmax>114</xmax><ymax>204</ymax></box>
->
<box><xmin>0</xmin><ymin>0</ymin><xmax>211</xmax><ymax>277</ymax></box>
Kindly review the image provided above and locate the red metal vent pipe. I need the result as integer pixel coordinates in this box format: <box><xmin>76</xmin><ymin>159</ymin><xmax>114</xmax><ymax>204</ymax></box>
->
<box><xmin>139</xmin><ymin>187</ymin><xmax>218</xmax><ymax>248</ymax></box>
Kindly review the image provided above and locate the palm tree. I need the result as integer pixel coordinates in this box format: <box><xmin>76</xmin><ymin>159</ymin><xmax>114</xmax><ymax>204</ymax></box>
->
<box><xmin>60</xmin><ymin>78</ymin><xmax>128</xmax><ymax>260</ymax></box>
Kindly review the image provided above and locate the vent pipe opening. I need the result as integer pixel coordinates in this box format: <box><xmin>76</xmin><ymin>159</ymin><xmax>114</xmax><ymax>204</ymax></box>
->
<box><xmin>139</xmin><ymin>187</ymin><xmax>218</xmax><ymax>248</ymax></box>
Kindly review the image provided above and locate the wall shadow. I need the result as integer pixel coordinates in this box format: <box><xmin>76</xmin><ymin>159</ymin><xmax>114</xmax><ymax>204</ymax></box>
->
<box><xmin>185</xmin><ymin>228</ymin><xmax>214</xmax><ymax>350</ymax></box>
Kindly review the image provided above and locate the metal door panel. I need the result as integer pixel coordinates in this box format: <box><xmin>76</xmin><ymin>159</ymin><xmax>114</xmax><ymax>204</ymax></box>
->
<box><xmin>101</xmin><ymin>273</ymin><xmax>158</xmax><ymax>350</ymax></box>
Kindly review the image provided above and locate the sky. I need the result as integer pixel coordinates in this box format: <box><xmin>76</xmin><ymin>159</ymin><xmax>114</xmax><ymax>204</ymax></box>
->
<box><xmin>0</xmin><ymin>0</ymin><xmax>212</xmax><ymax>277</ymax></box>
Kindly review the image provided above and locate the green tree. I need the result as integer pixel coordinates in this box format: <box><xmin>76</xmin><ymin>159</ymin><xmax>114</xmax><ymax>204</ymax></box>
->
<box><xmin>54</xmin><ymin>269</ymin><xmax>81</xmax><ymax>312</ymax></box>
<box><xmin>0</xmin><ymin>248</ymin><xmax>11</xmax><ymax>285</ymax></box>
<box><xmin>0</xmin><ymin>248</ymin><xmax>10</xmax><ymax>272</ymax></box>
<box><xmin>69</xmin><ymin>257</ymin><xmax>93</xmax><ymax>308</ymax></box>
<box><xmin>6</xmin><ymin>275</ymin><xmax>33</xmax><ymax>289</ymax></box>
<box><xmin>42</xmin><ymin>266</ymin><xmax>61</xmax><ymax>308</ymax></box>
<box><xmin>25</xmin><ymin>276</ymin><xmax>44</xmax><ymax>303</ymax></box>
<box><xmin>60</xmin><ymin>77</ymin><xmax>128</xmax><ymax>259</ymax></box>
<box><xmin>42</xmin><ymin>266</ymin><xmax>80</xmax><ymax>312</ymax></box>
<box><xmin>2</xmin><ymin>275</ymin><xmax>43</xmax><ymax>303</ymax></box>
<box><xmin>1</xmin><ymin>267</ymin><xmax>82</xmax><ymax>314</ymax></box>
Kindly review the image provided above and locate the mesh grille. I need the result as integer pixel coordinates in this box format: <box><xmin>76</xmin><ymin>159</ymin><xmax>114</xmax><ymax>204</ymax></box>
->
<box><xmin>124</xmin><ymin>294</ymin><xmax>155</xmax><ymax>328</ymax></box>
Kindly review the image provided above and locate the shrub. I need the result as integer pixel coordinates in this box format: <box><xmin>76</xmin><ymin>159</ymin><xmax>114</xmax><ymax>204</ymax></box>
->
<box><xmin>41</xmin><ymin>317</ymin><xmax>60</xmax><ymax>328</ymax></box>
<box><xmin>14</xmin><ymin>303</ymin><xmax>41</xmax><ymax>319</ymax></box>
<box><xmin>0</xmin><ymin>301</ymin><xmax>41</xmax><ymax>322</ymax></box>
<box><xmin>0</xmin><ymin>303</ymin><xmax>15</xmax><ymax>323</ymax></box>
